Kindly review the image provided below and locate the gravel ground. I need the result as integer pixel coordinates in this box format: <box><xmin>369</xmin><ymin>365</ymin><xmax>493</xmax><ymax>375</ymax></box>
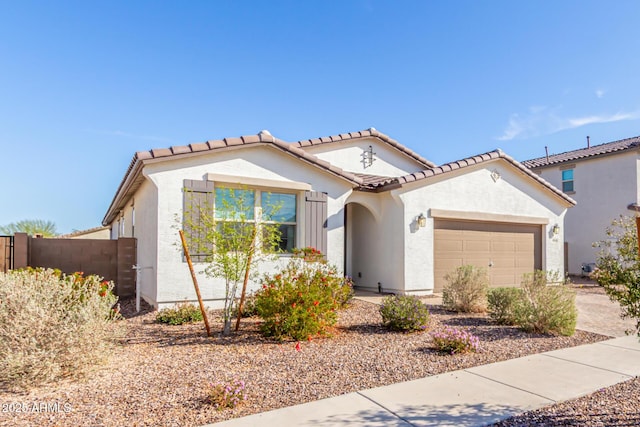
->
<box><xmin>492</xmin><ymin>281</ymin><xmax>640</xmax><ymax>427</ymax></box>
<box><xmin>492</xmin><ymin>376</ymin><xmax>640</xmax><ymax>427</ymax></box>
<box><xmin>0</xmin><ymin>298</ymin><xmax>609</xmax><ymax>427</ymax></box>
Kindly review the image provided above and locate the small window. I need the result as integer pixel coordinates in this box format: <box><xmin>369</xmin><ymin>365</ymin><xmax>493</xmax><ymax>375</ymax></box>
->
<box><xmin>562</xmin><ymin>169</ymin><xmax>574</xmax><ymax>193</ymax></box>
<box><xmin>262</xmin><ymin>192</ymin><xmax>297</xmax><ymax>252</ymax></box>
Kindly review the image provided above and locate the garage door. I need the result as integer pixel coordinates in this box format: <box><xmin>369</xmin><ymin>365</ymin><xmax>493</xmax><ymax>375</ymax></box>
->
<box><xmin>434</xmin><ymin>219</ymin><xmax>542</xmax><ymax>292</ymax></box>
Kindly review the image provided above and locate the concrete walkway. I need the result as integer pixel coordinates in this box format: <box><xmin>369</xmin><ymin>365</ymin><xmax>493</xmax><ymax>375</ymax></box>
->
<box><xmin>206</xmin><ymin>288</ymin><xmax>639</xmax><ymax>427</ymax></box>
<box><xmin>207</xmin><ymin>336</ymin><xmax>640</xmax><ymax>427</ymax></box>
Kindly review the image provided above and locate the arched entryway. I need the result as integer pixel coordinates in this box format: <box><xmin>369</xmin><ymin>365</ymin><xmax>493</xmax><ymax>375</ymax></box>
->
<box><xmin>344</xmin><ymin>201</ymin><xmax>382</xmax><ymax>291</ymax></box>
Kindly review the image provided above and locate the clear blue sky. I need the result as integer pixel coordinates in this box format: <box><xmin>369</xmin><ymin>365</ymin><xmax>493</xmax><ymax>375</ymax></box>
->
<box><xmin>2</xmin><ymin>1</ymin><xmax>640</xmax><ymax>234</ymax></box>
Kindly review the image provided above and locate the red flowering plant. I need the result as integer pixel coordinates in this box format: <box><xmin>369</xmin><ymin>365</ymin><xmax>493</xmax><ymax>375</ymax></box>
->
<box><xmin>292</xmin><ymin>247</ymin><xmax>325</xmax><ymax>263</ymax></box>
<box><xmin>254</xmin><ymin>258</ymin><xmax>353</xmax><ymax>341</ymax></box>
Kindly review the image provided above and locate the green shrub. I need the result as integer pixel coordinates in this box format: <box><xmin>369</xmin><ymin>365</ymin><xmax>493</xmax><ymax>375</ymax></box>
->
<box><xmin>234</xmin><ymin>294</ymin><xmax>258</xmax><ymax>318</ymax></box>
<box><xmin>592</xmin><ymin>215</ymin><xmax>640</xmax><ymax>335</ymax></box>
<box><xmin>442</xmin><ymin>265</ymin><xmax>489</xmax><ymax>313</ymax></box>
<box><xmin>487</xmin><ymin>287</ymin><xmax>524</xmax><ymax>325</ymax></box>
<box><xmin>379</xmin><ymin>295</ymin><xmax>430</xmax><ymax>332</ymax></box>
<box><xmin>206</xmin><ymin>379</ymin><xmax>247</xmax><ymax>410</ymax></box>
<box><xmin>515</xmin><ymin>271</ymin><xmax>577</xmax><ymax>336</ymax></box>
<box><xmin>432</xmin><ymin>326</ymin><xmax>480</xmax><ymax>354</ymax></box>
<box><xmin>254</xmin><ymin>259</ymin><xmax>353</xmax><ymax>341</ymax></box>
<box><xmin>0</xmin><ymin>269</ymin><xmax>123</xmax><ymax>389</ymax></box>
<box><xmin>156</xmin><ymin>302</ymin><xmax>204</xmax><ymax>325</ymax></box>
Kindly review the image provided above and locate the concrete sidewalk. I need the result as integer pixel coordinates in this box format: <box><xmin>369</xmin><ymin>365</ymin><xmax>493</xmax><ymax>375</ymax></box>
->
<box><xmin>206</xmin><ymin>335</ymin><xmax>640</xmax><ymax>427</ymax></box>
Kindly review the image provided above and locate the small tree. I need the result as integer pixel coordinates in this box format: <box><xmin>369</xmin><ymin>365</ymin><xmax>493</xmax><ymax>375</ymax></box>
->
<box><xmin>183</xmin><ymin>187</ymin><xmax>283</xmax><ymax>336</ymax></box>
<box><xmin>0</xmin><ymin>219</ymin><xmax>58</xmax><ymax>237</ymax></box>
<box><xmin>593</xmin><ymin>215</ymin><xmax>640</xmax><ymax>336</ymax></box>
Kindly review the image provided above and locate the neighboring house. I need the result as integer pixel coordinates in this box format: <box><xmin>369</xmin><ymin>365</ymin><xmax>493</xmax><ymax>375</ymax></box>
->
<box><xmin>103</xmin><ymin>128</ymin><xmax>574</xmax><ymax>309</ymax></box>
<box><xmin>58</xmin><ymin>225</ymin><xmax>111</xmax><ymax>239</ymax></box>
<box><xmin>523</xmin><ymin>136</ymin><xmax>640</xmax><ymax>276</ymax></box>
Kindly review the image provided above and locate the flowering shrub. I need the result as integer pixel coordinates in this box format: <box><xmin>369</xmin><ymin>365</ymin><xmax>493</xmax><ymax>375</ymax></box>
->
<box><xmin>254</xmin><ymin>258</ymin><xmax>353</xmax><ymax>341</ymax></box>
<box><xmin>206</xmin><ymin>379</ymin><xmax>246</xmax><ymax>410</ymax></box>
<box><xmin>0</xmin><ymin>268</ymin><xmax>123</xmax><ymax>389</ymax></box>
<box><xmin>443</xmin><ymin>265</ymin><xmax>489</xmax><ymax>313</ymax></box>
<box><xmin>292</xmin><ymin>246</ymin><xmax>325</xmax><ymax>263</ymax></box>
<box><xmin>379</xmin><ymin>295</ymin><xmax>430</xmax><ymax>332</ymax></box>
<box><xmin>156</xmin><ymin>302</ymin><xmax>204</xmax><ymax>325</ymax></box>
<box><xmin>432</xmin><ymin>326</ymin><xmax>480</xmax><ymax>354</ymax></box>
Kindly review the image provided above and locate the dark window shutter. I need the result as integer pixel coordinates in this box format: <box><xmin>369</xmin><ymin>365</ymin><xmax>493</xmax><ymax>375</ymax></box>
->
<box><xmin>183</xmin><ymin>179</ymin><xmax>214</xmax><ymax>262</ymax></box>
<box><xmin>304</xmin><ymin>191</ymin><xmax>328</xmax><ymax>255</ymax></box>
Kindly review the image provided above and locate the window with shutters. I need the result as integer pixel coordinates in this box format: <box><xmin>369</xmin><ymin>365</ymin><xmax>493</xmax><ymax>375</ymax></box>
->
<box><xmin>183</xmin><ymin>180</ymin><xmax>300</xmax><ymax>260</ymax></box>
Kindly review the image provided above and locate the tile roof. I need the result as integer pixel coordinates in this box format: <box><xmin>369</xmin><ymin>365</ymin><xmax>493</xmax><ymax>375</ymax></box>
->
<box><xmin>58</xmin><ymin>225</ymin><xmax>110</xmax><ymax>239</ymax></box>
<box><xmin>522</xmin><ymin>136</ymin><xmax>640</xmax><ymax>168</ymax></box>
<box><xmin>293</xmin><ymin>128</ymin><xmax>437</xmax><ymax>169</ymax></box>
<box><xmin>353</xmin><ymin>173</ymin><xmax>398</xmax><ymax>187</ymax></box>
<box><xmin>102</xmin><ymin>131</ymin><xmax>364</xmax><ymax>225</ymax></box>
<box><xmin>103</xmin><ymin>130</ymin><xmax>575</xmax><ymax>226</ymax></box>
<box><xmin>363</xmin><ymin>149</ymin><xmax>575</xmax><ymax>206</ymax></box>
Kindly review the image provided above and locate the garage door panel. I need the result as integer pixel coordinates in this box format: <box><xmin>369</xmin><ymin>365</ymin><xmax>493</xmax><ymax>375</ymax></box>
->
<box><xmin>434</xmin><ymin>220</ymin><xmax>542</xmax><ymax>292</ymax></box>
<box><xmin>464</xmin><ymin>240</ymin><xmax>491</xmax><ymax>252</ymax></box>
<box><xmin>492</xmin><ymin>241</ymin><xmax>516</xmax><ymax>252</ymax></box>
<box><xmin>435</xmin><ymin>239</ymin><xmax>464</xmax><ymax>252</ymax></box>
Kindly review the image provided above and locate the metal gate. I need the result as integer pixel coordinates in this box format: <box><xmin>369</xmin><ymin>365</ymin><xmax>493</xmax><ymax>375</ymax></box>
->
<box><xmin>0</xmin><ymin>235</ymin><xmax>13</xmax><ymax>273</ymax></box>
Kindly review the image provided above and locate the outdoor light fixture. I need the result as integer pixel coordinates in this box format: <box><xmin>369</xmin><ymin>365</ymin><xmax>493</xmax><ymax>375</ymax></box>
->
<box><xmin>417</xmin><ymin>213</ymin><xmax>427</xmax><ymax>228</ymax></box>
<box><xmin>552</xmin><ymin>224</ymin><xmax>560</xmax><ymax>236</ymax></box>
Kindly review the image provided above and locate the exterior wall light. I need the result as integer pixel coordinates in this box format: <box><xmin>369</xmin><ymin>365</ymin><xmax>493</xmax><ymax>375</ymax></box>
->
<box><xmin>552</xmin><ymin>224</ymin><xmax>560</xmax><ymax>236</ymax></box>
<box><xmin>417</xmin><ymin>213</ymin><xmax>427</xmax><ymax>228</ymax></box>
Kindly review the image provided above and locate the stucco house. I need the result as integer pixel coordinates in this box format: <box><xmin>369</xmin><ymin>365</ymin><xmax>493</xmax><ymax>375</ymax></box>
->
<box><xmin>103</xmin><ymin>128</ymin><xmax>574</xmax><ymax>309</ymax></box>
<box><xmin>523</xmin><ymin>135</ymin><xmax>640</xmax><ymax>276</ymax></box>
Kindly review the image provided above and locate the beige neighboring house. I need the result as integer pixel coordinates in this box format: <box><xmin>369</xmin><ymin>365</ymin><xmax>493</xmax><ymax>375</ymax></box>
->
<box><xmin>103</xmin><ymin>128</ymin><xmax>574</xmax><ymax>309</ymax></box>
<box><xmin>523</xmin><ymin>136</ymin><xmax>640</xmax><ymax>276</ymax></box>
<box><xmin>58</xmin><ymin>225</ymin><xmax>111</xmax><ymax>239</ymax></box>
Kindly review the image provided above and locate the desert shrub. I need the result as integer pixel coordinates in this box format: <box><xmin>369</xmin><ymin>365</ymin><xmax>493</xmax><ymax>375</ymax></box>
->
<box><xmin>379</xmin><ymin>295</ymin><xmax>430</xmax><ymax>332</ymax></box>
<box><xmin>254</xmin><ymin>258</ymin><xmax>353</xmax><ymax>341</ymax></box>
<box><xmin>156</xmin><ymin>302</ymin><xmax>204</xmax><ymax>325</ymax></box>
<box><xmin>442</xmin><ymin>265</ymin><xmax>489</xmax><ymax>313</ymax></box>
<box><xmin>515</xmin><ymin>270</ymin><xmax>577</xmax><ymax>336</ymax></box>
<box><xmin>432</xmin><ymin>326</ymin><xmax>480</xmax><ymax>354</ymax></box>
<box><xmin>592</xmin><ymin>215</ymin><xmax>640</xmax><ymax>335</ymax></box>
<box><xmin>206</xmin><ymin>379</ymin><xmax>246</xmax><ymax>410</ymax></box>
<box><xmin>0</xmin><ymin>269</ymin><xmax>123</xmax><ymax>389</ymax></box>
<box><xmin>487</xmin><ymin>287</ymin><xmax>524</xmax><ymax>325</ymax></box>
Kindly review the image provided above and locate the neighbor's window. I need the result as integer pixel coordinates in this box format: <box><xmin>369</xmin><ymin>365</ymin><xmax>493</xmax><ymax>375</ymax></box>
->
<box><xmin>262</xmin><ymin>191</ymin><xmax>297</xmax><ymax>252</ymax></box>
<box><xmin>562</xmin><ymin>169</ymin><xmax>574</xmax><ymax>193</ymax></box>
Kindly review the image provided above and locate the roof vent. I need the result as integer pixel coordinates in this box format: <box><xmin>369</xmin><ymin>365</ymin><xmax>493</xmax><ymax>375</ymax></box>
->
<box><xmin>258</xmin><ymin>129</ymin><xmax>271</xmax><ymax>137</ymax></box>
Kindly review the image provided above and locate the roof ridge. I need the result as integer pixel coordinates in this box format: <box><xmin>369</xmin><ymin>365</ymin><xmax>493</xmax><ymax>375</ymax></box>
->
<box><xmin>103</xmin><ymin>131</ymin><xmax>365</xmax><ymax>225</ymax></box>
<box><xmin>523</xmin><ymin>135</ymin><xmax>640</xmax><ymax>168</ymax></box>
<box><xmin>363</xmin><ymin>149</ymin><xmax>574</xmax><ymax>206</ymax></box>
<box><xmin>292</xmin><ymin>128</ymin><xmax>437</xmax><ymax>169</ymax></box>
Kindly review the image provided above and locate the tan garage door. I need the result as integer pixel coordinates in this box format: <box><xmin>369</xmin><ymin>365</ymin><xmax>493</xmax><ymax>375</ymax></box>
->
<box><xmin>434</xmin><ymin>219</ymin><xmax>542</xmax><ymax>292</ymax></box>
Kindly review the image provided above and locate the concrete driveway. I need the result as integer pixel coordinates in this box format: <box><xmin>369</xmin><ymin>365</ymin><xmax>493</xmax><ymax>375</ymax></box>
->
<box><xmin>572</xmin><ymin>277</ymin><xmax>636</xmax><ymax>337</ymax></box>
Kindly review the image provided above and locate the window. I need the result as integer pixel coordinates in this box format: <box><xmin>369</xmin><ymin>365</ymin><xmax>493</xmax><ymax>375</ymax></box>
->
<box><xmin>262</xmin><ymin>192</ymin><xmax>297</xmax><ymax>252</ymax></box>
<box><xmin>211</xmin><ymin>187</ymin><xmax>297</xmax><ymax>253</ymax></box>
<box><xmin>562</xmin><ymin>169</ymin><xmax>574</xmax><ymax>193</ymax></box>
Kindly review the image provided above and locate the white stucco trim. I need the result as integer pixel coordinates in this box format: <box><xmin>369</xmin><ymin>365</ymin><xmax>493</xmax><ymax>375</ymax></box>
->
<box><xmin>204</xmin><ymin>173</ymin><xmax>312</xmax><ymax>191</ymax></box>
<box><xmin>429</xmin><ymin>208</ymin><xmax>550</xmax><ymax>225</ymax></box>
